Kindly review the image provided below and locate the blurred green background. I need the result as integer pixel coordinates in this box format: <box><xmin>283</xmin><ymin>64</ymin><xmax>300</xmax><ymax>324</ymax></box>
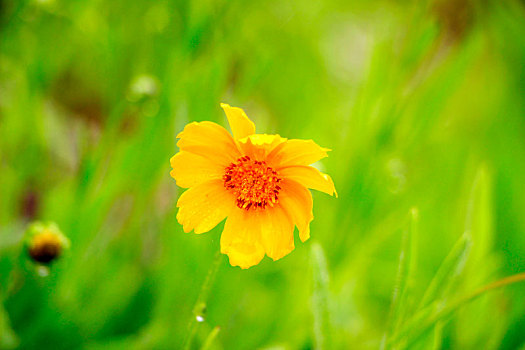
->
<box><xmin>2</xmin><ymin>0</ymin><xmax>525</xmax><ymax>348</ymax></box>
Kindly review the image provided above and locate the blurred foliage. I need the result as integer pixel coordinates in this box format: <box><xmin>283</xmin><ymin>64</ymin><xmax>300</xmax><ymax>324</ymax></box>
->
<box><xmin>1</xmin><ymin>0</ymin><xmax>525</xmax><ymax>348</ymax></box>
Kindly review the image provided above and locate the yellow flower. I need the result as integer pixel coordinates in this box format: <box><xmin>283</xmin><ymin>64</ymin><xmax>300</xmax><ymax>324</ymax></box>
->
<box><xmin>170</xmin><ymin>103</ymin><xmax>337</xmax><ymax>269</ymax></box>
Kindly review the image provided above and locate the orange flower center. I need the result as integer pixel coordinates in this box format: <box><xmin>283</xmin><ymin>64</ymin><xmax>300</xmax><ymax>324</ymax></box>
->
<box><xmin>223</xmin><ymin>156</ymin><xmax>281</xmax><ymax>210</ymax></box>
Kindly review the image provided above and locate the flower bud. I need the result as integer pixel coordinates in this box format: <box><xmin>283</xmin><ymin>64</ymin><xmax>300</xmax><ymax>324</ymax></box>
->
<box><xmin>25</xmin><ymin>222</ymin><xmax>70</xmax><ymax>265</ymax></box>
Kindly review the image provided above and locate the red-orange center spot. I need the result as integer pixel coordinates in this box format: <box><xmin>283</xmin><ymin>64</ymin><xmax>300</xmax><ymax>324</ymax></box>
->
<box><xmin>223</xmin><ymin>156</ymin><xmax>281</xmax><ymax>210</ymax></box>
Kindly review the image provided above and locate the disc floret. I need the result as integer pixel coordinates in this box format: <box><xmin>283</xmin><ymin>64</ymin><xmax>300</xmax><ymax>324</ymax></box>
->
<box><xmin>223</xmin><ymin>156</ymin><xmax>281</xmax><ymax>210</ymax></box>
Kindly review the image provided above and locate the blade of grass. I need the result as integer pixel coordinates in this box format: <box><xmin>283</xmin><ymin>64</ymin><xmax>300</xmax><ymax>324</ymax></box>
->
<box><xmin>457</xmin><ymin>165</ymin><xmax>497</xmax><ymax>346</ymax></box>
<box><xmin>311</xmin><ymin>242</ymin><xmax>332</xmax><ymax>350</ymax></box>
<box><xmin>388</xmin><ymin>272</ymin><xmax>525</xmax><ymax>347</ymax></box>
<box><xmin>381</xmin><ymin>207</ymin><xmax>419</xmax><ymax>350</ymax></box>
<box><xmin>464</xmin><ymin>165</ymin><xmax>492</xmax><ymax>259</ymax></box>
<box><xmin>200</xmin><ymin>326</ymin><xmax>220</xmax><ymax>350</ymax></box>
<box><xmin>418</xmin><ymin>233</ymin><xmax>472</xmax><ymax>310</ymax></box>
<box><xmin>391</xmin><ymin>167</ymin><xmax>495</xmax><ymax>348</ymax></box>
<box><xmin>432</xmin><ymin>321</ymin><xmax>443</xmax><ymax>350</ymax></box>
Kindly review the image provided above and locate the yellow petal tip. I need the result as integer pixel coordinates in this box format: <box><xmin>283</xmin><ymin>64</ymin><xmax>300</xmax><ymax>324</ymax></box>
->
<box><xmin>220</xmin><ymin>103</ymin><xmax>256</xmax><ymax>140</ymax></box>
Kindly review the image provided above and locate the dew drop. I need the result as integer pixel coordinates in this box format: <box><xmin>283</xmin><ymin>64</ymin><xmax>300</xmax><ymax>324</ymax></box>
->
<box><xmin>36</xmin><ymin>265</ymin><xmax>50</xmax><ymax>277</ymax></box>
<box><xmin>196</xmin><ymin>315</ymin><xmax>205</xmax><ymax>322</ymax></box>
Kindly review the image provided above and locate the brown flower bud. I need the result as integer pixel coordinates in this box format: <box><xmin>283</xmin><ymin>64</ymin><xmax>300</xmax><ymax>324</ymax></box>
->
<box><xmin>25</xmin><ymin>222</ymin><xmax>70</xmax><ymax>265</ymax></box>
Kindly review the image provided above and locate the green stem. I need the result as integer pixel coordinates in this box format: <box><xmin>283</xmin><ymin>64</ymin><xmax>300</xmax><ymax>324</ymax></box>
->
<box><xmin>183</xmin><ymin>250</ymin><xmax>223</xmax><ymax>350</ymax></box>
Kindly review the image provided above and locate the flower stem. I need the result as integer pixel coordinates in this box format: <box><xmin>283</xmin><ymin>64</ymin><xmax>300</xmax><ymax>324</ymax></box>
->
<box><xmin>183</xmin><ymin>250</ymin><xmax>223</xmax><ymax>350</ymax></box>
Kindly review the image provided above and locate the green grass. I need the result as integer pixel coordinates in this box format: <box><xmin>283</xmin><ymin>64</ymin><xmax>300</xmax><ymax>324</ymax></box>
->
<box><xmin>2</xmin><ymin>0</ymin><xmax>525</xmax><ymax>348</ymax></box>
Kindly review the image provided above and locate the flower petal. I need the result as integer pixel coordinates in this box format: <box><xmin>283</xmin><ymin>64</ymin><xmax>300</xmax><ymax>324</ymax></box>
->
<box><xmin>220</xmin><ymin>208</ymin><xmax>265</xmax><ymax>269</ymax></box>
<box><xmin>220</xmin><ymin>103</ymin><xmax>256</xmax><ymax>140</ymax></box>
<box><xmin>279</xmin><ymin>179</ymin><xmax>314</xmax><ymax>242</ymax></box>
<box><xmin>266</xmin><ymin>139</ymin><xmax>330</xmax><ymax>168</ymax></box>
<box><xmin>259</xmin><ymin>205</ymin><xmax>295</xmax><ymax>261</ymax></box>
<box><xmin>170</xmin><ymin>151</ymin><xmax>225</xmax><ymax>188</ymax></box>
<box><xmin>238</xmin><ymin>134</ymin><xmax>286</xmax><ymax>161</ymax></box>
<box><xmin>279</xmin><ymin>166</ymin><xmax>337</xmax><ymax>197</ymax></box>
<box><xmin>176</xmin><ymin>180</ymin><xmax>235</xmax><ymax>234</ymax></box>
<box><xmin>176</xmin><ymin>121</ymin><xmax>241</xmax><ymax>165</ymax></box>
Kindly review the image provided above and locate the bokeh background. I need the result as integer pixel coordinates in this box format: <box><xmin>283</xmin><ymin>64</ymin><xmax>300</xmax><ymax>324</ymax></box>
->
<box><xmin>2</xmin><ymin>0</ymin><xmax>525</xmax><ymax>349</ymax></box>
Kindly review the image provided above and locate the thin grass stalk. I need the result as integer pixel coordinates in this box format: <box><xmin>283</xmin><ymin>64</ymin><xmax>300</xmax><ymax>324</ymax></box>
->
<box><xmin>183</xmin><ymin>250</ymin><xmax>223</xmax><ymax>350</ymax></box>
